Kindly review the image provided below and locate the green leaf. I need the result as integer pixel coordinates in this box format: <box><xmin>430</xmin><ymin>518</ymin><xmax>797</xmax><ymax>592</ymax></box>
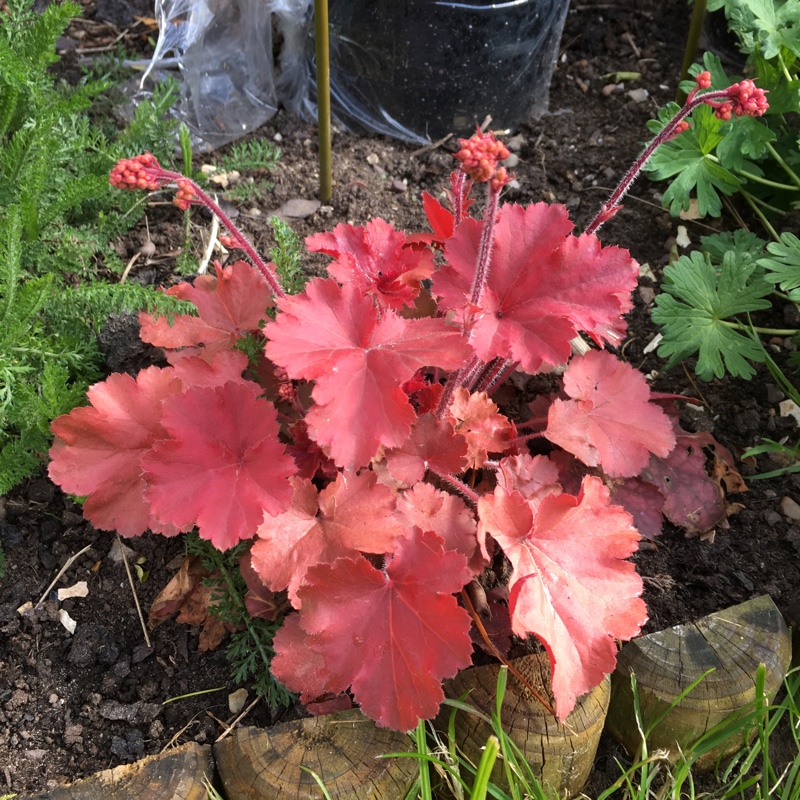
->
<box><xmin>652</xmin><ymin>250</ymin><xmax>773</xmax><ymax>379</ymax></box>
<box><xmin>716</xmin><ymin>116</ymin><xmax>776</xmax><ymax>171</ymax></box>
<box><xmin>725</xmin><ymin>0</ymin><xmax>800</xmax><ymax>59</ymax></box>
<box><xmin>645</xmin><ymin>104</ymin><xmax>741</xmax><ymax>217</ymax></box>
<box><xmin>701</xmin><ymin>229</ymin><xmax>768</xmax><ymax>266</ymax></box>
<box><xmin>759</xmin><ymin>231</ymin><xmax>800</xmax><ymax>298</ymax></box>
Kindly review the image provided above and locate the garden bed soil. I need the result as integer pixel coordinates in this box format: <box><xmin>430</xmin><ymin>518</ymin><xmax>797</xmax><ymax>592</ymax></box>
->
<box><xmin>2</xmin><ymin>0</ymin><xmax>800</xmax><ymax>795</ymax></box>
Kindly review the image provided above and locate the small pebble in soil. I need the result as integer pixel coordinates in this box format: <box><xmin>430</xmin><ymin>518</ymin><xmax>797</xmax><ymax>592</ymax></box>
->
<box><xmin>780</xmin><ymin>496</ymin><xmax>800</xmax><ymax>521</ymax></box>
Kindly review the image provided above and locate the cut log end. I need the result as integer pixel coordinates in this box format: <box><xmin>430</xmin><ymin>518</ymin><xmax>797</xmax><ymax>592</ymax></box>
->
<box><xmin>606</xmin><ymin>594</ymin><xmax>792</xmax><ymax>771</ymax></box>
<box><xmin>213</xmin><ymin>709</ymin><xmax>417</xmax><ymax>799</ymax></box>
<box><xmin>439</xmin><ymin>652</ymin><xmax>610</xmax><ymax>798</ymax></box>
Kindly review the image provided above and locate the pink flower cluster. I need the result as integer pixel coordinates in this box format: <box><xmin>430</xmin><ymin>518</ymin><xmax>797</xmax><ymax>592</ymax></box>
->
<box><xmin>455</xmin><ymin>129</ymin><xmax>512</xmax><ymax>191</ymax></box>
<box><xmin>109</xmin><ymin>153</ymin><xmax>160</xmax><ymax>192</ymax></box>
<box><xmin>109</xmin><ymin>152</ymin><xmax>197</xmax><ymax>210</ymax></box>
<box><xmin>691</xmin><ymin>72</ymin><xmax>769</xmax><ymax>121</ymax></box>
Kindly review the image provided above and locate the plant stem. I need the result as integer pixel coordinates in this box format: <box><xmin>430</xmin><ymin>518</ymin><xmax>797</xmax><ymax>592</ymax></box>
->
<box><xmin>719</xmin><ymin>319</ymin><xmax>798</xmax><ymax>336</ymax></box>
<box><xmin>154</xmin><ymin>168</ymin><xmax>286</xmax><ymax>298</ymax></box>
<box><xmin>765</xmin><ymin>141</ymin><xmax>800</xmax><ymax>190</ymax></box>
<box><xmin>587</xmin><ymin>88</ymin><xmax>734</xmax><ymax>236</ymax></box>
<box><xmin>676</xmin><ymin>0</ymin><xmax>707</xmax><ymax>105</ymax></box>
<box><xmin>433</xmin><ymin>470</ymin><xmax>480</xmax><ymax>506</ymax></box>
<box><xmin>469</xmin><ymin>185</ymin><xmax>502</xmax><ymax>306</ymax></box>
<box><xmin>707</xmin><ymin>154</ymin><xmax>799</xmax><ymax>191</ymax></box>
<box><xmin>740</xmin><ymin>188</ymin><xmax>781</xmax><ymax>242</ymax></box>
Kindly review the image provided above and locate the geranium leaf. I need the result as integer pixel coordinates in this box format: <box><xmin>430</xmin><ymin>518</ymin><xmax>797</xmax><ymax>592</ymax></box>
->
<box><xmin>433</xmin><ymin>203</ymin><xmax>638</xmax><ymax>372</ymax></box>
<box><xmin>48</xmin><ymin>367</ymin><xmax>184</xmax><ymax>537</ymax></box>
<box><xmin>265</xmin><ymin>278</ymin><xmax>471</xmax><ymax>468</ymax></box>
<box><xmin>251</xmin><ymin>472</ymin><xmax>404</xmax><ymax>607</ymax></box>
<box><xmin>478</xmin><ymin>477</ymin><xmax>646</xmax><ymax>721</ymax></box>
<box><xmin>143</xmin><ymin>382</ymin><xmax>296</xmax><ymax>550</ymax></box>
<box><xmin>272</xmin><ymin>529</ymin><xmax>474</xmax><ymax>731</ymax></box>
<box><xmin>652</xmin><ymin>250</ymin><xmax>772</xmax><ymax>379</ymax></box>
<box><xmin>545</xmin><ymin>350</ymin><xmax>676</xmax><ymax>477</ymax></box>
<box><xmin>139</xmin><ymin>261</ymin><xmax>273</xmax><ymax>357</ymax></box>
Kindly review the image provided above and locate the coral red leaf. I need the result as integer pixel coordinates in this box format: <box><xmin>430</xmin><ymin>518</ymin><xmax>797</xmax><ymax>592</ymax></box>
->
<box><xmin>139</xmin><ymin>261</ymin><xmax>273</xmax><ymax>357</ymax></box>
<box><xmin>271</xmin><ymin>614</ymin><xmax>340</xmax><ymax>703</ymax></box>
<box><xmin>496</xmin><ymin>454</ymin><xmax>562</xmax><ymax>503</ymax></box>
<box><xmin>48</xmin><ymin>367</ymin><xmax>184</xmax><ymax>537</ymax></box>
<box><xmin>545</xmin><ymin>351</ymin><xmax>676</xmax><ymax>477</ymax></box>
<box><xmin>142</xmin><ymin>382</ymin><xmax>296</xmax><ymax>550</ymax></box>
<box><xmin>272</xmin><ymin>529</ymin><xmax>474</xmax><ymax>731</ymax></box>
<box><xmin>384</xmin><ymin>413</ymin><xmax>468</xmax><ymax>484</ymax></box>
<box><xmin>265</xmin><ymin>278</ymin><xmax>471</xmax><ymax>468</ymax></box>
<box><xmin>478</xmin><ymin>477</ymin><xmax>646</xmax><ymax>721</ymax></box>
<box><xmin>167</xmin><ymin>350</ymin><xmax>251</xmax><ymax>388</ymax></box>
<box><xmin>446</xmin><ymin>388</ymin><xmax>515</xmax><ymax>469</ymax></box>
<box><xmin>239</xmin><ymin>552</ymin><xmax>284</xmax><ymax>620</ymax></box>
<box><xmin>306</xmin><ymin>219</ymin><xmax>435</xmax><ymax>309</ymax></box>
<box><xmin>396</xmin><ymin>482</ymin><xmax>482</xmax><ymax>572</ymax></box>
<box><xmin>641</xmin><ymin>434</ymin><xmax>726</xmax><ymax>533</ymax></box>
<box><xmin>433</xmin><ymin>204</ymin><xmax>638</xmax><ymax>372</ymax></box>
<box><xmin>251</xmin><ymin>472</ymin><xmax>404</xmax><ymax>607</ymax></box>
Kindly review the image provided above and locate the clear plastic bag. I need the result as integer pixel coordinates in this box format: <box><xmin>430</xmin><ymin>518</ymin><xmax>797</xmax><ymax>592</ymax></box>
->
<box><xmin>321</xmin><ymin>0</ymin><xmax>571</xmax><ymax>144</ymax></box>
<box><xmin>145</xmin><ymin>0</ymin><xmax>312</xmax><ymax>149</ymax></box>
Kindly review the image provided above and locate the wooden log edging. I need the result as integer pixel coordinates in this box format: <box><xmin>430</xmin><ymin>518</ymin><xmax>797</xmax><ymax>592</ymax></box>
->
<box><xmin>438</xmin><ymin>651</ymin><xmax>610</xmax><ymax>799</ymax></box>
<box><xmin>15</xmin><ymin>594</ymin><xmax>794</xmax><ymax>798</ymax></box>
<box><xmin>605</xmin><ymin>594</ymin><xmax>792</xmax><ymax>771</ymax></box>
<box><xmin>213</xmin><ymin>710</ymin><xmax>417</xmax><ymax>799</ymax></box>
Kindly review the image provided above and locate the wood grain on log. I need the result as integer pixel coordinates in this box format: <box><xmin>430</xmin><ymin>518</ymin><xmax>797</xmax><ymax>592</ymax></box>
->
<box><xmin>16</xmin><ymin>741</ymin><xmax>213</xmax><ymax>800</ymax></box>
<box><xmin>439</xmin><ymin>653</ymin><xmax>610</xmax><ymax>798</ymax></box>
<box><xmin>606</xmin><ymin>594</ymin><xmax>792</xmax><ymax>770</ymax></box>
<box><xmin>213</xmin><ymin>710</ymin><xmax>417</xmax><ymax>799</ymax></box>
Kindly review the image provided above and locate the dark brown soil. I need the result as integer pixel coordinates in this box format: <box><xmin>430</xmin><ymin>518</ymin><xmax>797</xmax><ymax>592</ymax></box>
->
<box><xmin>2</xmin><ymin>0</ymin><xmax>799</xmax><ymax>795</ymax></box>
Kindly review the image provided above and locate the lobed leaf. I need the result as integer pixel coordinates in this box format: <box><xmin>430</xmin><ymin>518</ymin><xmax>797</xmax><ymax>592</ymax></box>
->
<box><xmin>478</xmin><ymin>478</ymin><xmax>646</xmax><ymax>721</ymax></box>
<box><xmin>545</xmin><ymin>350</ymin><xmax>675</xmax><ymax>477</ymax></box>
<box><xmin>433</xmin><ymin>203</ymin><xmax>638</xmax><ymax>372</ymax></box>
<box><xmin>251</xmin><ymin>471</ymin><xmax>404</xmax><ymax>607</ymax></box>
<box><xmin>652</xmin><ymin>250</ymin><xmax>772</xmax><ymax>379</ymax></box>
<box><xmin>48</xmin><ymin>366</ymin><xmax>184</xmax><ymax>537</ymax></box>
<box><xmin>143</xmin><ymin>382</ymin><xmax>296</xmax><ymax>550</ymax></box>
<box><xmin>139</xmin><ymin>260</ymin><xmax>273</xmax><ymax>358</ymax></box>
<box><xmin>265</xmin><ymin>278</ymin><xmax>471</xmax><ymax>468</ymax></box>
<box><xmin>272</xmin><ymin>529</ymin><xmax>474</xmax><ymax>731</ymax></box>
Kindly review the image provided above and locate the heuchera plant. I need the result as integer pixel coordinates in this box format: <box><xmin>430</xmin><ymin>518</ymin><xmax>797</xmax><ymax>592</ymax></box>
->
<box><xmin>48</xmin><ymin>75</ymin><xmax>766</xmax><ymax>732</ymax></box>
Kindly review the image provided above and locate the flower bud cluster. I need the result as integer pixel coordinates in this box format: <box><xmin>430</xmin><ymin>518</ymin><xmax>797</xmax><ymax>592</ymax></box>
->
<box><xmin>174</xmin><ymin>179</ymin><xmax>198</xmax><ymax>211</ymax></box>
<box><xmin>109</xmin><ymin>153</ymin><xmax>161</xmax><ymax>191</ymax></box>
<box><xmin>455</xmin><ymin>129</ymin><xmax>512</xmax><ymax>190</ymax></box>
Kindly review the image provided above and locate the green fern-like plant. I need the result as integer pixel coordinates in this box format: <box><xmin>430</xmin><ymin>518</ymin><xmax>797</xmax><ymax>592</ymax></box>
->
<box><xmin>0</xmin><ymin>0</ymin><xmax>185</xmax><ymax>497</ymax></box>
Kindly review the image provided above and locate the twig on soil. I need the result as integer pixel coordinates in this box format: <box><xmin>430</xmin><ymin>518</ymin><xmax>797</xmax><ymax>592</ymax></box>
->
<box><xmin>215</xmin><ymin>696</ymin><xmax>260</xmax><ymax>744</ymax></box>
<box><xmin>198</xmin><ymin>213</ymin><xmax>221</xmax><ymax>275</ymax></box>
<box><xmin>35</xmin><ymin>544</ymin><xmax>93</xmax><ymax>608</ymax></box>
<box><xmin>119</xmin><ymin>251</ymin><xmax>141</xmax><ymax>283</ymax></box>
<box><xmin>116</xmin><ymin>533</ymin><xmax>152</xmax><ymax>648</ymax></box>
<box><xmin>410</xmin><ymin>133</ymin><xmax>453</xmax><ymax>158</ymax></box>
<box><xmin>160</xmin><ymin>713</ymin><xmax>202</xmax><ymax>752</ymax></box>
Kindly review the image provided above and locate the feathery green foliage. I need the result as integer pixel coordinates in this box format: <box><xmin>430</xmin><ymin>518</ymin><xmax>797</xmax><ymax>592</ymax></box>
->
<box><xmin>184</xmin><ymin>534</ymin><xmax>295</xmax><ymax>710</ymax></box>
<box><xmin>0</xmin><ymin>0</ymin><xmax>184</xmax><ymax>498</ymax></box>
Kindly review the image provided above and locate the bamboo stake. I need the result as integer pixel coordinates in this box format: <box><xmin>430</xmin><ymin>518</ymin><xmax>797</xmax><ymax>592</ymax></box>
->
<box><xmin>314</xmin><ymin>0</ymin><xmax>332</xmax><ymax>203</ymax></box>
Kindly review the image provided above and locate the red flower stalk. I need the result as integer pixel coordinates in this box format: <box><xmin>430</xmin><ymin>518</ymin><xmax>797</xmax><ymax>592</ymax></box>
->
<box><xmin>109</xmin><ymin>153</ymin><xmax>285</xmax><ymax>298</ymax></box>
<box><xmin>586</xmin><ymin>73</ymin><xmax>769</xmax><ymax>235</ymax></box>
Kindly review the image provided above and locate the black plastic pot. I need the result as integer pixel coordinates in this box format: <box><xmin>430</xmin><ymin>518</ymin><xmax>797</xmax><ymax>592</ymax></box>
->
<box><xmin>323</xmin><ymin>0</ymin><xmax>570</xmax><ymax>144</ymax></box>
